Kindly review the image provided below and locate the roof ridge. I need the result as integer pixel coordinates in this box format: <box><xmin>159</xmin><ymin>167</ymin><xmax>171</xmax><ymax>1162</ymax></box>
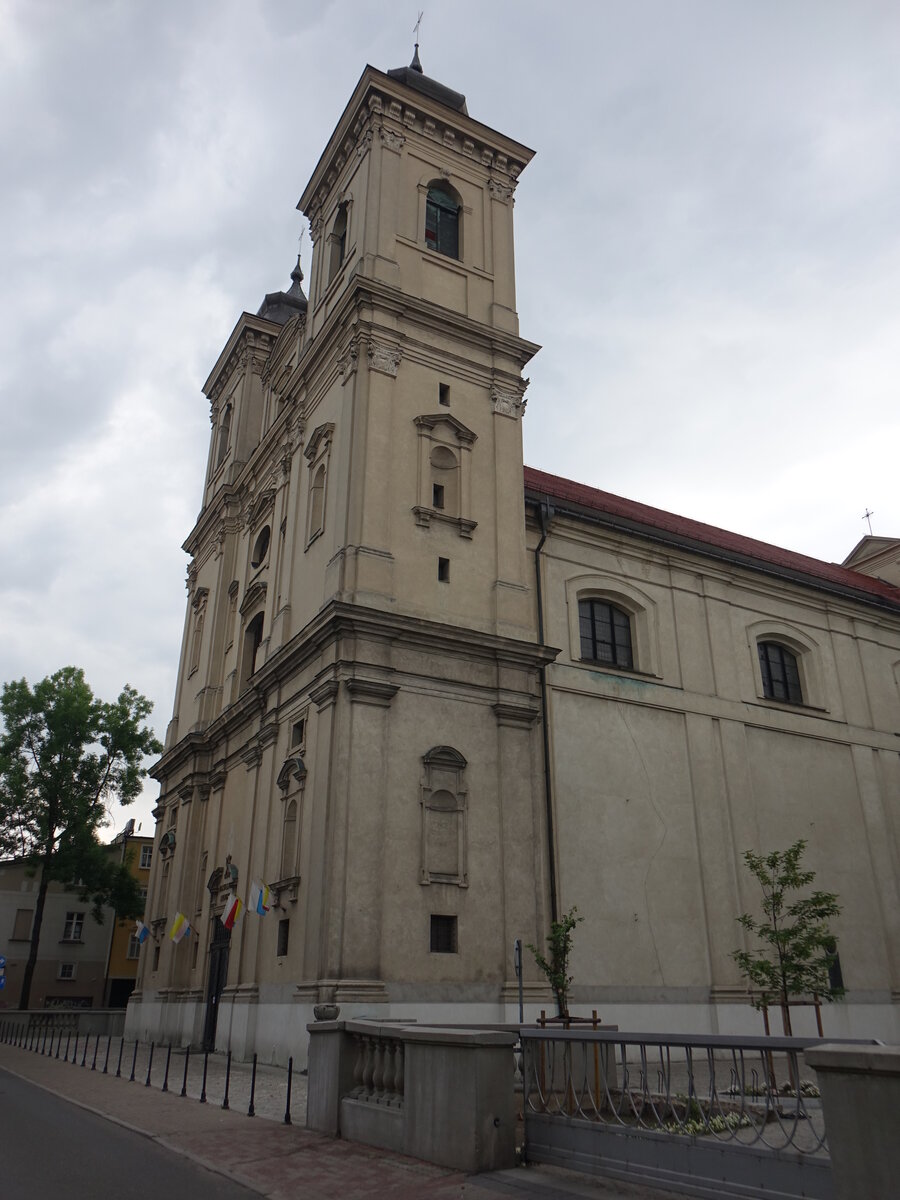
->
<box><xmin>524</xmin><ymin>465</ymin><xmax>900</xmax><ymax>607</ymax></box>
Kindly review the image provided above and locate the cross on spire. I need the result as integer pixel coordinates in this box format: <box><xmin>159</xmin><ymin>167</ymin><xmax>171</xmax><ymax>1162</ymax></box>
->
<box><xmin>862</xmin><ymin>508</ymin><xmax>874</xmax><ymax>536</ymax></box>
<box><xmin>413</xmin><ymin>11</ymin><xmax>423</xmax><ymax>42</ymax></box>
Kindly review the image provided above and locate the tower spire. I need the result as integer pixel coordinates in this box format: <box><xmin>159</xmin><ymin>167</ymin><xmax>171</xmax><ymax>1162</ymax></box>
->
<box><xmin>411</xmin><ymin>11</ymin><xmax>424</xmax><ymax>72</ymax></box>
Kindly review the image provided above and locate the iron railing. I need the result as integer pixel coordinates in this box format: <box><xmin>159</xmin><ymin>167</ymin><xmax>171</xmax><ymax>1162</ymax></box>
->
<box><xmin>522</xmin><ymin>1028</ymin><xmax>840</xmax><ymax>1155</ymax></box>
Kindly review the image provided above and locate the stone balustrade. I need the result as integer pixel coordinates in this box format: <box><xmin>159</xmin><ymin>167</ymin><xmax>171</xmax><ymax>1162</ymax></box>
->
<box><xmin>307</xmin><ymin>1019</ymin><xmax>518</xmax><ymax>1172</ymax></box>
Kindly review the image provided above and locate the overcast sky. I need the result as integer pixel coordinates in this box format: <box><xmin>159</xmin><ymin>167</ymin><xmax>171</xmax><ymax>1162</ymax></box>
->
<box><xmin>2</xmin><ymin>0</ymin><xmax>899</xmax><ymax>833</ymax></box>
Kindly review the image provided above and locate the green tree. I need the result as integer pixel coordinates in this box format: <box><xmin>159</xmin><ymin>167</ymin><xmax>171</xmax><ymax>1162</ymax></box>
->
<box><xmin>732</xmin><ymin>840</ymin><xmax>843</xmax><ymax>1035</ymax></box>
<box><xmin>0</xmin><ymin>667</ymin><xmax>162</xmax><ymax>1009</ymax></box>
<box><xmin>527</xmin><ymin>906</ymin><xmax>584</xmax><ymax>1018</ymax></box>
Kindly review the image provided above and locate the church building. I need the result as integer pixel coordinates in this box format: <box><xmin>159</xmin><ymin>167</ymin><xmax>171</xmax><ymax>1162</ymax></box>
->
<box><xmin>128</xmin><ymin>55</ymin><xmax>900</xmax><ymax>1062</ymax></box>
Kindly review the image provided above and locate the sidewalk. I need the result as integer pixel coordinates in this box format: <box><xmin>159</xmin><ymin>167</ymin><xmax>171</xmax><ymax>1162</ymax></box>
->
<box><xmin>0</xmin><ymin>1039</ymin><xmax>681</xmax><ymax>1200</ymax></box>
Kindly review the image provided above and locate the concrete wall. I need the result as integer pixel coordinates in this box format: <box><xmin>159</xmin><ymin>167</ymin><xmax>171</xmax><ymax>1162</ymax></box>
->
<box><xmin>807</xmin><ymin>1043</ymin><xmax>900</xmax><ymax>1200</ymax></box>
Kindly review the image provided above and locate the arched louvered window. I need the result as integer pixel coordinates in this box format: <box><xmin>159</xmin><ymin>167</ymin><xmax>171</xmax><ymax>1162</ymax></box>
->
<box><xmin>328</xmin><ymin>204</ymin><xmax>348</xmax><ymax>283</ymax></box>
<box><xmin>578</xmin><ymin>599</ymin><xmax>633</xmax><ymax>669</ymax></box>
<box><xmin>425</xmin><ymin>185</ymin><xmax>460</xmax><ymax>259</ymax></box>
<box><xmin>215</xmin><ymin>404</ymin><xmax>232</xmax><ymax>468</ymax></box>
<box><xmin>758</xmin><ymin>641</ymin><xmax>803</xmax><ymax>704</ymax></box>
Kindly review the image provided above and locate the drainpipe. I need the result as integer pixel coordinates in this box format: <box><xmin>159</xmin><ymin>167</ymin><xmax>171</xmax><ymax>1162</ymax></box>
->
<box><xmin>534</xmin><ymin>499</ymin><xmax>558</xmax><ymax>924</ymax></box>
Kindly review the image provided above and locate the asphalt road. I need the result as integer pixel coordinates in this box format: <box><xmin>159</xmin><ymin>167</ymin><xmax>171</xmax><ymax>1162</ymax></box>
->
<box><xmin>0</xmin><ymin>1067</ymin><xmax>260</xmax><ymax>1200</ymax></box>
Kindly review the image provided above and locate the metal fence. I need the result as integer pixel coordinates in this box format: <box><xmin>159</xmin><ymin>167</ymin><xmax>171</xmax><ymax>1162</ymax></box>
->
<box><xmin>520</xmin><ymin>1028</ymin><xmax>869</xmax><ymax>1200</ymax></box>
<box><xmin>0</xmin><ymin>1018</ymin><xmax>303</xmax><ymax>1125</ymax></box>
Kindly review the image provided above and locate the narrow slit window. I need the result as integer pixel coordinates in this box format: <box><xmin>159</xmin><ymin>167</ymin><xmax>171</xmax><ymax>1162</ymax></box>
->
<box><xmin>438</xmin><ymin>557</ymin><xmax>450</xmax><ymax>582</ymax></box>
<box><xmin>433</xmin><ymin>483</ymin><xmax>445</xmax><ymax>509</ymax></box>
<box><xmin>277</xmin><ymin>919</ymin><xmax>290</xmax><ymax>957</ymax></box>
<box><xmin>439</xmin><ymin>383</ymin><xmax>450</xmax><ymax>406</ymax></box>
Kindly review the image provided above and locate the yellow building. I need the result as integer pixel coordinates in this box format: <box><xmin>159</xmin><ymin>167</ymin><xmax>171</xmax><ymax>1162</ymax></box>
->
<box><xmin>104</xmin><ymin>830</ymin><xmax>153</xmax><ymax>1008</ymax></box>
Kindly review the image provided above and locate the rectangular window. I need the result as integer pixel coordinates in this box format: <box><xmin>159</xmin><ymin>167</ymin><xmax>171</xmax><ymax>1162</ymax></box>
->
<box><xmin>824</xmin><ymin>938</ymin><xmax>844</xmax><ymax>993</ymax></box>
<box><xmin>58</xmin><ymin>963</ymin><xmax>76</xmax><ymax>980</ymax></box>
<box><xmin>126</xmin><ymin>934</ymin><xmax>141</xmax><ymax>960</ymax></box>
<box><xmin>432</xmin><ymin>484</ymin><xmax>445</xmax><ymax>510</ymax></box>
<box><xmin>277</xmin><ymin>918</ymin><xmax>290</xmax><ymax>957</ymax></box>
<box><xmin>758</xmin><ymin>642</ymin><xmax>803</xmax><ymax>705</ymax></box>
<box><xmin>12</xmin><ymin>908</ymin><xmax>33</xmax><ymax>941</ymax></box>
<box><xmin>62</xmin><ymin>912</ymin><xmax>84</xmax><ymax>942</ymax></box>
<box><xmin>578</xmin><ymin>599</ymin><xmax>633</xmax><ymax>669</ymax></box>
<box><xmin>152</xmin><ymin>944</ymin><xmax>160</xmax><ymax>972</ymax></box>
<box><xmin>439</xmin><ymin>383</ymin><xmax>450</xmax><ymax>406</ymax></box>
<box><xmin>291</xmin><ymin>718</ymin><xmax>306</xmax><ymax>748</ymax></box>
<box><xmin>430</xmin><ymin>914</ymin><xmax>458</xmax><ymax>954</ymax></box>
<box><xmin>192</xmin><ymin>940</ymin><xmax>199</xmax><ymax>970</ymax></box>
<box><xmin>140</xmin><ymin>845</ymin><xmax>153</xmax><ymax>869</ymax></box>
<box><xmin>195</xmin><ymin>851</ymin><xmax>207</xmax><ymax>915</ymax></box>
<box><xmin>438</xmin><ymin>557</ymin><xmax>450</xmax><ymax>582</ymax></box>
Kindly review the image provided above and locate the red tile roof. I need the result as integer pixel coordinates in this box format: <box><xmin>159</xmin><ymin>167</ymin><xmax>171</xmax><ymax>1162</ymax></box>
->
<box><xmin>524</xmin><ymin>466</ymin><xmax>900</xmax><ymax>608</ymax></box>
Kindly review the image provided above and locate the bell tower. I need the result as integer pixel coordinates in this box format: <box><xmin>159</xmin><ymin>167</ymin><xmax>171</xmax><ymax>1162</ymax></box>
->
<box><xmin>292</xmin><ymin>52</ymin><xmax>540</xmax><ymax>639</ymax></box>
<box><xmin>137</xmin><ymin>54</ymin><xmax>553</xmax><ymax>1056</ymax></box>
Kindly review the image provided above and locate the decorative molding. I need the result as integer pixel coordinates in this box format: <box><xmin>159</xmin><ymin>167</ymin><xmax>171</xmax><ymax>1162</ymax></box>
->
<box><xmin>309</xmin><ymin>678</ymin><xmax>340</xmax><ymax>711</ymax></box>
<box><xmin>488</xmin><ymin>178</ymin><xmax>515</xmax><ymax>202</ymax></box>
<box><xmin>239</xmin><ymin>580</ymin><xmax>267</xmax><ymax>617</ymax></box>
<box><xmin>345</xmin><ymin>678</ymin><xmax>399</xmax><ymax>707</ymax></box>
<box><xmin>240</xmin><ymin>743</ymin><xmax>262</xmax><ymax>771</ymax></box>
<box><xmin>367</xmin><ymin>340</ymin><xmax>402</xmax><ymax>378</ymax></box>
<box><xmin>338</xmin><ymin>341</ymin><xmax>359</xmax><ymax>382</ymax></box>
<box><xmin>411</xmin><ymin>506</ymin><xmax>477</xmax><ymax>539</ymax></box>
<box><xmin>270</xmin><ymin>875</ymin><xmax>301</xmax><ymax>906</ymax></box>
<box><xmin>380</xmin><ymin>126</ymin><xmax>405</xmax><ymax>153</ymax></box>
<box><xmin>356</xmin><ymin>127</ymin><xmax>374</xmax><ymax>158</ymax></box>
<box><xmin>277</xmin><ymin>756</ymin><xmax>307</xmax><ymax>791</ymax></box>
<box><xmin>413</xmin><ymin>412</ymin><xmax>477</xmax><ymax>447</ymax></box>
<box><xmin>491</xmin><ymin>386</ymin><xmax>526</xmax><ymax>419</ymax></box>
<box><xmin>257</xmin><ymin>720</ymin><xmax>279</xmax><ymax>748</ymax></box>
<box><xmin>493</xmin><ymin>700</ymin><xmax>541</xmax><ymax>728</ymax></box>
<box><xmin>304</xmin><ymin>422</ymin><xmax>335</xmax><ymax>464</ymax></box>
<box><xmin>247</xmin><ymin>488</ymin><xmax>276</xmax><ymax>529</ymax></box>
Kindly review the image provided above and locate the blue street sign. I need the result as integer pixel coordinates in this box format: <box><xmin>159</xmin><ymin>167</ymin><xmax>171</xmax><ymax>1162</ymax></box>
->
<box><xmin>0</xmin><ymin>955</ymin><xmax>7</xmax><ymax>967</ymax></box>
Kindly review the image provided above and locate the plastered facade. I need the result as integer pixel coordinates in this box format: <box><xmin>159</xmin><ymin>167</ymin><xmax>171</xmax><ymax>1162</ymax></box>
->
<box><xmin>128</xmin><ymin>61</ymin><xmax>900</xmax><ymax>1061</ymax></box>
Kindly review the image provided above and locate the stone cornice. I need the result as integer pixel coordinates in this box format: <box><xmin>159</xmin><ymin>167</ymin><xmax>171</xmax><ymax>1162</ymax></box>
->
<box><xmin>298</xmin><ymin>66</ymin><xmax>533</xmax><ymax>227</ymax></box>
<box><xmin>283</xmin><ymin>277</ymin><xmax>539</xmax><ymax>422</ymax></box>
<box><xmin>493</xmin><ymin>700</ymin><xmax>541</xmax><ymax>728</ymax></box>
<box><xmin>150</xmin><ymin>602</ymin><xmax>558</xmax><ymax>785</ymax></box>
<box><xmin>185</xmin><ymin>401</ymin><xmax>301</xmax><ymax>557</ymax></box>
<box><xmin>204</xmin><ymin>314</ymin><xmax>279</xmax><ymax>407</ymax></box>
<box><xmin>345</xmin><ymin>677</ymin><xmax>399</xmax><ymax>707</ymax></box>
